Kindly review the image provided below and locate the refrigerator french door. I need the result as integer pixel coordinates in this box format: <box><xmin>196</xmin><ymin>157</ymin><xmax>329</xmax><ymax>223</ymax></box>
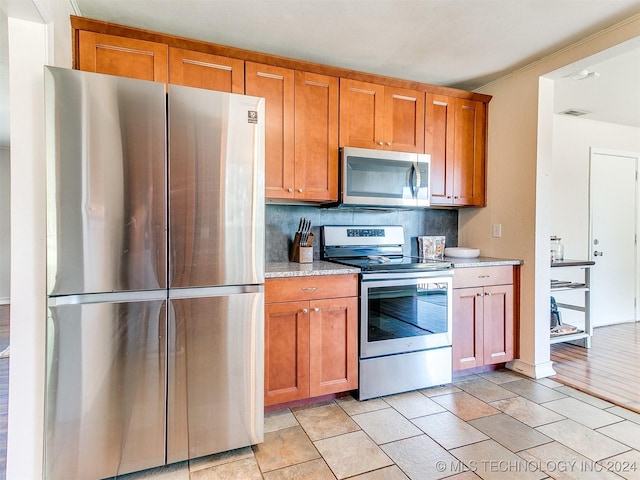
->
<box><xmin>44</xmin><ymin>67</ymin><xmax>265</xmax><ymax>479</ymax></box>
<box><xmin>167</xmin><ymin>85</ymin><xmax>265</xmax><ymax>462</ymax></box>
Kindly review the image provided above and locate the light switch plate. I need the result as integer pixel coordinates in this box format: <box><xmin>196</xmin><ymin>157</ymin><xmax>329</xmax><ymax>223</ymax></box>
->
<box><xmin>492</xmin><ymin>224</ymin><xmax>502</xmax><ymax>238</ymax></box>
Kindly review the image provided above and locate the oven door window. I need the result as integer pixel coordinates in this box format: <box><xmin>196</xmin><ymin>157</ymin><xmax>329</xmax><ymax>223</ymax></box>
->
<box><xmin>361</xmin><ymin>277</ymin><xmax>452</xmax><ymax>358</ymax></box>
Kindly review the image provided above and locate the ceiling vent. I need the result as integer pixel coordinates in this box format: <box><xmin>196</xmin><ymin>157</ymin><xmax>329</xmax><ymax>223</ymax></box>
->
<box><xmin>560</xmin><ymin>108</ymin><xmax>590</xmax><ymax>117</ymax></box>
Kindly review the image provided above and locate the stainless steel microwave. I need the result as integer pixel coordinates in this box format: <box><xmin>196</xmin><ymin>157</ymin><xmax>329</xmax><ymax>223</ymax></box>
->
<box><xmin>340</xmin><ymin>147</ymin><xmax>431</xmax><ymax>208</ymax></box>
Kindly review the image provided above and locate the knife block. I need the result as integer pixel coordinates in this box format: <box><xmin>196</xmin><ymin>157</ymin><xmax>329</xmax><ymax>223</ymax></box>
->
<box><xmin>290</xmin><ymin>233</ymin><xmax>314</xmax><ymax>263</ymax></box>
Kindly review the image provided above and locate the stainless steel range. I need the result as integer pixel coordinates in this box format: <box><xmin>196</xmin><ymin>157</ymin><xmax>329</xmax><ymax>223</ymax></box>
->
<box><xmin>323</xmin><ymin>225</ymin><xmax>453</xmax><ymax>400</ymax></box>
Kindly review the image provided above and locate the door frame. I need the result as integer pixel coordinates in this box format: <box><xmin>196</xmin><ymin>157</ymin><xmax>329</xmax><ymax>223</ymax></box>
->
<box><xmin>589</xmin><ymin>147</ymin><xmax>640</xmax><ymax>323</ymax></box>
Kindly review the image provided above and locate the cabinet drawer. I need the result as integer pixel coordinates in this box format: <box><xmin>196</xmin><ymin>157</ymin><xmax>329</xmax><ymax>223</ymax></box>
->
<box><xmin>266</xmin><ymin>274</ymin><xmax>358</xmax><ymax>303</ymax></box>
<box><xmin>453</xmin><ymin>266</ymin><xmax>513</xmax><ymax>289</ymax></box>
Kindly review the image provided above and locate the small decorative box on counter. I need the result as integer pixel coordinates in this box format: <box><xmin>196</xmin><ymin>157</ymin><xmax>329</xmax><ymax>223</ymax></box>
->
<box><xmin>418</xmin><ymin>235</ymin><xmax>445</xmax><ymax>259</ymax></box>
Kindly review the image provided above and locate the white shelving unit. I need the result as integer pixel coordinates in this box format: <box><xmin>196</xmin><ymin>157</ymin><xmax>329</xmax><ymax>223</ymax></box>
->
<box><xmin>550</xmin><ymin>260</ymin><xmax>595</xmax><ymax>348</ymax></box>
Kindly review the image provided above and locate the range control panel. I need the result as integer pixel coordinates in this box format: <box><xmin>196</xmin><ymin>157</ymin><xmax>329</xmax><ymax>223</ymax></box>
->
<box><xmin>323</xmin><ymin>225</ymin><xmax>404</xmax><ymax>247</ymax></box>
<box><xmin>347</xmin><ymin>228</ymin><xmax>385</xmax><ymax>238</ymax></box>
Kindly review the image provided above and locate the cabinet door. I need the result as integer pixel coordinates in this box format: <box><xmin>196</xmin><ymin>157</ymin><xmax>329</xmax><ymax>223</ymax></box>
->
<box><xmin>339</xmin><ymin>79</ymin><xmax>384</xmax><ymax>149</ymax></box>
<box><xmin>294</xmin><ymin>71</ymin><xmax>339</xmax><ymax>202</ymax></box>
<box><xmin>482</xmin><ymin>284</ymin><xmax>514</xmax><ymax>365</ymax></box>
<box><xmin>425</xmin><ymin>94</ymin><xmax>455</xmax><ymax>206</ymax></box>
<box><xmin>383</xmin><ymin>86</ymin><xmax>425</xmax><ymax>153</ymax></box>
<box><xmin>169</xmin><ymin>47</ymin><xmax>244</xmax><ymax>93</ymax></box>
<box><xmin>78</xmin><ymin>31</ymin><xmax>168</xmax><ymax>83</ymax></box>
<box><xmin>264</xmin><ymin>302</ymin><xmax>310</xmax><ymax>406</ymax></box>
<box><xmin>309</xmin><ymin>297</ymin><xmax>358</xmax><ymax>396</ymax></box>
<box><xmin>453</xmin><ymin>99</ymin><xmax>486</xmax><ymax>206</ymax></box>
<box><xmin>246</xmin><ymin>63</ymin><xmax>295</xmax><ymax>200</ymax></box>
<box><xmin>452</xmin><ymin>287</ymin><xmax>484</xmax><ymax>371</ymax></box>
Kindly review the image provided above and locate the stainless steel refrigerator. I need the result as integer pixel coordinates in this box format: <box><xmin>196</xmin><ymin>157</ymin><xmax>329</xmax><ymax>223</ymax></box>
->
<box><xmin>44</xmin><ymin>66</ymin><xmax>265</xmax><ymax>479</ymax></box>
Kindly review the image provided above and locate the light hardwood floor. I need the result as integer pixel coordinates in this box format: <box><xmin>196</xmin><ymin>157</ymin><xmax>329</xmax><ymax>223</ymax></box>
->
<box><xmin>551</xmin><ymin>321</ymin><xmax>640</xmax><ymax>414</ymax></box>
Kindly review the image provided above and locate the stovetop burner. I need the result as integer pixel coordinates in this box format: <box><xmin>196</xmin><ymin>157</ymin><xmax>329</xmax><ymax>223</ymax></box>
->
<box><xmin>322</xmin><ymin>225</ymin><xmax>452</xmax><ymax>273</ymax></box>
<box><xmin>329</xmin><ymin>255</ymin><xmax>451</xmax><ymax>272</ymax></box>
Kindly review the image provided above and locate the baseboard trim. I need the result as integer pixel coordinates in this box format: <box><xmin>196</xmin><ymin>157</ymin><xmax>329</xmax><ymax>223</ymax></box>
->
<box><xmin>506</xmin><ymin>359</ymin><xmax>556</xmax><ymax>379</ymax></box>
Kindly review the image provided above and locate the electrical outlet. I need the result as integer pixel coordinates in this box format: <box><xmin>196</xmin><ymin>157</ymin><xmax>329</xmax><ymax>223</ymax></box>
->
<box><xmin>492</xmin><ymin>224</ymin><xmax>502</xmax><ymax>238</ymax></box>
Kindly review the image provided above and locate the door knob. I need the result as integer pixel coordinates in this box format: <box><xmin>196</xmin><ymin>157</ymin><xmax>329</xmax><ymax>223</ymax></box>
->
<box><xmin>594</xmin><ymin>251</ymin><xmax>603</xmax><ymax>256</ymax></box>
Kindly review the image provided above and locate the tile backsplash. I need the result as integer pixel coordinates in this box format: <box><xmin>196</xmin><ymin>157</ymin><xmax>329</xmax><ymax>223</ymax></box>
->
<box><xmin>266</xmin><ymin>205</ymin><xmax>458</xmax><ymax>262</ymax></box>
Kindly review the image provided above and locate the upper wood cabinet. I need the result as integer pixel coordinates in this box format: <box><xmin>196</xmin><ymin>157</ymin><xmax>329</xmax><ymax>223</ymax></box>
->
<box><xmin>294</xmin><ymin>71</ymin><xmax>339</xmax><ymax>202</ymax></box>
<box><xmin>74</xmin><ymin>17</ymin><xmax>490</xmax><ymax>207</ymax></box>
<box><xmin>246</xmin><ymin>63</ymin><xmax>338</xmax><ymax>202</ymax></box>
<box><xmin>245</xmin><ymin>62</ymin><xmax>295</xmax><ymax>199</ymax></box>
<box><xmin>339</xmin><ymin>79</ymin><xmax>425</xmax><ymax>153</ymax></box>
<box><xmin>426</xmin><ymin>94</ymin><xmax>486</xmax><ymax>207</ymax></box>
<box><xmin>169</xmin><ymin>47</ymin><xmax>244</xmax><ymax>93</ymax></box>
<box><xmin>78</xmin><ymin>31</ymin><xmax>168</xmax><ymax>83</ymax></box>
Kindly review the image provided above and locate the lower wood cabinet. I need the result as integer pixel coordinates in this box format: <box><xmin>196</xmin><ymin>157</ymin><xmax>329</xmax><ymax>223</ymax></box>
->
<box><xmin>452</xmin><ymin>266</ymin><xmax>516</xmax><ymax>371</ymax></box>
<box><xmin>264</xmin><ymin>275</ymin><xmax>358</xmax><ymax>406</ymax></box>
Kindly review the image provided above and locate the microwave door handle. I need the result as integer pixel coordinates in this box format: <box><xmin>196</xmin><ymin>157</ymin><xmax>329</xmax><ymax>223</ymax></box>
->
<box><xmin>404</xmin><ymin>167</ymin><xmax>413</xmax><ymax>199</ymax></box>
<box><xmin>412</xmin><ymin>163</ymin><xmax>422</xmax><ymax>198</ymax></box>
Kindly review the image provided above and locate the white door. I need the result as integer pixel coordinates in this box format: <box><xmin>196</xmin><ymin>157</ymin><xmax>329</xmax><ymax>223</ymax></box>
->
<box><xmin>589</xmin><ymin>149</ymin><xmax>638</xmax><ymax>326</ymax></box>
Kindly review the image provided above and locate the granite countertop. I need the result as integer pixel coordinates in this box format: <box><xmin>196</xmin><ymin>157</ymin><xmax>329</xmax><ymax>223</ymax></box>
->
<box><xmin>444</xmin><ymin>256</ymin><xmax>523</xmax><ymax>268</ymax></box>
<box><xmin>265</xmin><ymin>261</ymin><xmax>360</xmax><ymax>278</ymax></box>
<box><xmin>266</xmin><ymin>257</ymin><xmax>522</xmax><ymax>278</ymax></box>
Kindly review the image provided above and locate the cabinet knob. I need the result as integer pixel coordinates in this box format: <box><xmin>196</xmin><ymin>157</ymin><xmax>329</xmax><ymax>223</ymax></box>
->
<box><xmin>594</xmin><ymin>251</ymin><xmax>604</xmax><ymax>257</ymax></box>
<box><xmin>378</xmin><ymin>141</ymin><xmax>384</xmax><ymax>146</ymax></box>
<box><xmin>302</xmin><ymin>308</ymin><xmax>309</xmax><ymax>314</ymax></box>
<box><xmin>313</xmin><ymin>307</ymin><xmax>319</xmax><ymax>312</ymax></box>
<box><xmin>476</xmin><ymin>293</ymin><xmax>484</xmax><ymax>297</ymax></box>
<box><xmin>485</xmin><ymin>292</ymin><xmax>492</xmax><ymax>297</ymax></box>
<box><xmin>386</xmin><ymin>141</ymin><xmax>392</xmax><ymax>146</ymax></box>
<box><xmin>298</xmin><ymin>188</ymin><xmax>303</xmax><ymax>193</ymax></box>
<box><xmin>287</xmin><ymin>188</ymin><xmax>293</xmax><ymax>193</ymax></box>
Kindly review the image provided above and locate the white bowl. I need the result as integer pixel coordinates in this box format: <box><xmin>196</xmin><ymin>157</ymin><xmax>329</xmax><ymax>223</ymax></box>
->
<box><xmin>444</xmin><ymin>247</ymin><xmax>480</xmax><ymax>258</ymax></box>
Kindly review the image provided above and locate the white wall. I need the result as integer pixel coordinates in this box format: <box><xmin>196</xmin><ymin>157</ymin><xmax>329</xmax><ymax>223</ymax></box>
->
<box><xmin>459</xmin><ymin>14</ymin><xmax>640</xmax><ymax>378</ymax></box>
<box><xmin>0</xmin><ymin>147</ymin><xmax>9</xmax><ymax>303</ymax></box>
<box><xmin>6</xmin><ymin>17</ymin><xmax>48</xmax><ymax>479</ymax></box>
<box><xmin>551</xmin><ymin>115</ymin><xmax>640</xmax><ymax>259</ymax></box>
<box><xmin>5</xmin><ymin>0</ymin><xmax>73</xmax><ymax>478</ymax></box>
<box><xmin>0</xmin><ymin>8</ymin><xmax>9</xmax><ymax>304</ymax></box>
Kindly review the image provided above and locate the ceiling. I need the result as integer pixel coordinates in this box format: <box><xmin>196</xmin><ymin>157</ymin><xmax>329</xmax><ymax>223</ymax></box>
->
<box><xmin>1</xmin><ymin>0</ymin><xmax>639</xmax><ymax>148</ymax></box>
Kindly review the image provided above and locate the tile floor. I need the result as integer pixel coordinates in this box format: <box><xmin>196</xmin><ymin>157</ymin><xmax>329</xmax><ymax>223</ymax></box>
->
<box><xmin>117</xmin><ymin>370</ymin><xmax>640</xmax><ymax>480</ymax></box>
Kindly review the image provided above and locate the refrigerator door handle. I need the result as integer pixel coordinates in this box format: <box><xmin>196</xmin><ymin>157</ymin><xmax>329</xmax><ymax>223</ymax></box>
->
<box><xmin>48</xmin><ymin>290</ymin><xmax>167</xmax><ymax>307</ymax></box>
<box><xmin>168</xmin><ymin>285</ymin><xmax>263</xmax><ymax>300</ymax></box>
